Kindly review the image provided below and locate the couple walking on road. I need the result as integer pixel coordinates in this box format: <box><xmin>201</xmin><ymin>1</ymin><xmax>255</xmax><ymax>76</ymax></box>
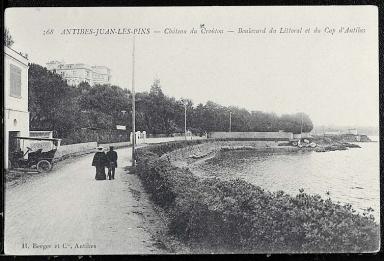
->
<box><xmin>92</xmin><ymin>146</ymin><xmax>118</xmax><ymax>180</ymax></box>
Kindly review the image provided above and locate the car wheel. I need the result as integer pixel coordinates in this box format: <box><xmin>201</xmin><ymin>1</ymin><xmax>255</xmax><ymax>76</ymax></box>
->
<box><xmin>37</xmin><ymin>160</ymin><xmax>52</xmax><ymax>173</ymax></box>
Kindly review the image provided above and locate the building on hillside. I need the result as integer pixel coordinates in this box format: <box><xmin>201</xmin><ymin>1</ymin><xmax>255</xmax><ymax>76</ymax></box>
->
<box><xmin>347</xmin><ymin>129</ymin><xmax>358</xmax><ymax>135</ymax></box>
<box><xmin>324</xmin><ymin>130</ymin><xmax>341</xmax><ymax>136</ymax></box>
<box><xmin>46</xmin><ymin>60</ymin><xmax>111</xmax><ymax>86</ymax></box>
<box><xmin>4</xmin><ymin>46</ymin><xmax>30</xmax><ymax>169</ymax></box>
<box><xmin>293</xmin><ymin>132</ymin><xmax>312</xmax><ymax>139</ymax></box>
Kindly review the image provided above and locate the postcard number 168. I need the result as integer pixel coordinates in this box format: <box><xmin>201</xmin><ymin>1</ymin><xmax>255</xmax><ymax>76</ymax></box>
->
<box><xmin>43</xmin><ymin>29</ymin><xmax>54</xmax><ymax>35</ymax></box>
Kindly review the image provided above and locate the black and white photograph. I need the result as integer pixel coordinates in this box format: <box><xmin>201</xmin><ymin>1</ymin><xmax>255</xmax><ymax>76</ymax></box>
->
<box><xmin>3</xmin><ymin>6</ymin><xmax>380</xmax><ymax>254</ymax></box>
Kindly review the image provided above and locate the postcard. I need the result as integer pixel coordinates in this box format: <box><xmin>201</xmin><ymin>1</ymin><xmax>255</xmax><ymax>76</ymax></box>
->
<box><xmin>3</xmin><ymin>6</ymin><xmax>379</xmax><ymax>254</ymax></box>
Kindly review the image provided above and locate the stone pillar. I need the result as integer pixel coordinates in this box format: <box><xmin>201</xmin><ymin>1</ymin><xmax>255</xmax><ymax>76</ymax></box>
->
<box><xmin>136</xmin><ymin>131</ymin><xmax>141</xmax><ymax>144</ymax></box>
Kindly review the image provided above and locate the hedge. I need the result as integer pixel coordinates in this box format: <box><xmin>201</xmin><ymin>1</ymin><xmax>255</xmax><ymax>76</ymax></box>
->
<box><xmin>135</xmin><ymin>142</ymin><xmax>380</xmax><ymax>253</ymax></box>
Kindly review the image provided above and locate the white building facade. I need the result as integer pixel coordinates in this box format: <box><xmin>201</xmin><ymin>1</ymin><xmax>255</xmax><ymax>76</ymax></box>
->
<box><xmin>347</xmin><ymin>129</ymin><xmax>358</xmax><ymax>135</ymax></box>
<box><xmin>4</xmin><ymin>46</ymin><xmax>30</xmax><ymax>169</ymax></box>
<box><xmin>46</xmin><ymin>61</ymin><xmax>111</xmax><ymax>86</ymax></box>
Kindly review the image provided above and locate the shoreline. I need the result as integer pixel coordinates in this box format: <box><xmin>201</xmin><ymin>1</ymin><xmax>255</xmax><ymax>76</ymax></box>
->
<box><xmin>135</xmin><ymin>140</ymin><xmax>379</xmax><ymax>253</ymax></box>
<box><xmin>171</xmin><ymin>140</ymin><xmax>377</xmax><ymax>214</ymax></box>
<box><xmin>167</xmin><ymin>137</ymin><xmax>365</xmax><ymax>169</ymax></box>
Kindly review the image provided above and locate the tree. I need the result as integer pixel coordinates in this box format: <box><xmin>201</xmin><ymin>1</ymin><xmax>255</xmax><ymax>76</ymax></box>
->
<box><xmin>78</xmin><ymin>81</ymin><xmax>92</xmax><ymax>93</ymax></box>
<box><xmin>77</xmin><ymin>84</ymin><xmax>130</xmax><ymax>129</ymax></box>
<box><xmin>4</xmin><ymin>28</ymin><xmax>14</xmax><ymax>47</ymax></box>
<box><xmin>28</xmin><ymin>63</ymin><xmax>79</xmax><ymax>137</ymax></box>
<box><xmin>149</xmin><ymin>79</ymin><xmax>164</xmax><ymax>97</ymax></box>
<box><xmin>28</xmin><ymin>62</ymin><xmax>314</xmax><ymax>138</ymax></box>
<box><xmin>278</xmin><ymin>113</ymin><xmax>313</xmax><ymax>134</ymax></box>
<box><xmin>147</xmin><ymin>79</ymin><xmax>170</xmax><ymax>134</ymax></box>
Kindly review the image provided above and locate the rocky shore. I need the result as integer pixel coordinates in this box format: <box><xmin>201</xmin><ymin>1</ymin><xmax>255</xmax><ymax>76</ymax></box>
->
<box><xmin>166</xmin><ymin>136</ymin><xmax>364</xmax><ymax>167</ymax></box>
<box><xmin>135</xmin><ymin>140</ymin><xmax>379</xmax><ymax>253</ymax></box>
<box><xmin>311</xmin><ymin>135</ymin><xmax>363</xmax><ymax>152</ymax></box>
<box><xmin>167</xmin><ymin>140</ymin><xmax>296</xmax><ymax>168</ymax></box>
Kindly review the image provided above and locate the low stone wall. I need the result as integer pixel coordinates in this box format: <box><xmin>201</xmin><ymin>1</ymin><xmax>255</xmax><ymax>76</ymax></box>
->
<box><xmin>61</xmin><ymin>128</ymin><xmax>129</xmax><ymax>145</ymax></box>
<box><xmin>167</xmin><ymin>140</ymin><xmax>296</xmax><ymax>168</ymax></box>
<box><xmin>209</xmin><ymin>131</ymin><xmax>293</xmax><ymax>140</ymax></box>
<box><xmin>54</xmin><ymin>137</ymin><xmax>207</xmax><ymax>161</ymax></box>
<box><xmin>98</xmin><ymin>141</ymin><xmax>131</xmax><ymax>149</ymax></box>
<box><xmin>55</xmin><ymin>142</ymin><xmax>98</xmax><ymax>159</ymax></box>
<box><xmin>145</xmin><ymin>135</ymin><xmax>206</xmax><ymax>144</ymax></box>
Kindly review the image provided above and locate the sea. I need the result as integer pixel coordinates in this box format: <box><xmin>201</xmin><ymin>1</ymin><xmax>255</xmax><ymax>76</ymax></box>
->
<box><xmin>197</xmin><ymin>136</ymin><xmax>380</xmax><ymax>222</ymax></box>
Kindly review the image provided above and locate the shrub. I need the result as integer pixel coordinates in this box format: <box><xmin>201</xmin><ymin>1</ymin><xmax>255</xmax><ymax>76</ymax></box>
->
<box><xmin>136</xmin><ymin>143</ymin><xmax>380</xmax><ymax>253</ymax></box>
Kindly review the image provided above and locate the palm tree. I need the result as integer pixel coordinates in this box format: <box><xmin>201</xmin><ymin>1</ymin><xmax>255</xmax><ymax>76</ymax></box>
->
<box><xmin>4</xmin><ymin>28</ymin><xmax>14</xmax><ymax>47</ymax></box>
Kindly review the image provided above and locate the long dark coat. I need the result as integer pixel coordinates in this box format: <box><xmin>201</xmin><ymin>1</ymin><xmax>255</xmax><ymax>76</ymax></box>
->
<box><xmin>106</xmin><ymin>150</ymin><xmax>118</xmax><ymax>168</ymax></box>
<box><xmin>92</xmin><ymin>151</ymin><xmax>108</xmax><ymax>180</ymax></box>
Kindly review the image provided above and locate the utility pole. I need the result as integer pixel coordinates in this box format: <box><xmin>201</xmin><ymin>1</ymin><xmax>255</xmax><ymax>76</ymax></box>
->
<box><xmin>229</xmin><ymin>111</ymin><xmax>232</xmax><ymax>132</ymax></box>
<box><xmin>300</xmin><ymin>112</ymin><xmax>303</xmax><ymax>139</ymax></box>
<box><xmin>184</xmin><ymin>102</ymin><xmax>187</xmax><ymax>140</ymax></box>
<box><xmin>131</xmin><ymin>36</ymin><xmax>136</xmax><ymax>166</ymax></box>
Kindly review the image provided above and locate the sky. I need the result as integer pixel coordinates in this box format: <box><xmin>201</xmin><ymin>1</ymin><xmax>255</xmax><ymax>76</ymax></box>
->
<box><xmin>4</xmin><ymin>6</ymin><xmax>379</xmax><ymax>127</ymax></box>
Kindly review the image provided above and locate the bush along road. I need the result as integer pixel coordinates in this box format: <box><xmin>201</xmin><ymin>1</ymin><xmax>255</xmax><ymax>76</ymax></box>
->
<box><xmin>135</xmin><ymin>141</ymin><xmax>380</xmax><ymax>253</ymax></box>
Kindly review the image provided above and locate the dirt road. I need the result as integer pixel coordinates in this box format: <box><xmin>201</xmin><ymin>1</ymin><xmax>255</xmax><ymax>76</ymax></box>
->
<box><xmin>5</xmin><ymin>146</ymin><xmax>168</xmax><ymax>255</ymax></box>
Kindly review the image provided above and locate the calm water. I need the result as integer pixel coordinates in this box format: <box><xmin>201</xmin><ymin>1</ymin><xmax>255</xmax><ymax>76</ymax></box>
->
<box><xmin>198</xmin><ymin>139</ymin><xmax>380</xmax><ymax>221</ymax></box>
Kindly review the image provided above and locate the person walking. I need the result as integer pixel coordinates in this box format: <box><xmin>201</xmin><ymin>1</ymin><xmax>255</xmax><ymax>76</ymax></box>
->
<box><xmin>106</xmin><ymin>146</ymin><xmax>118</xmax><ymax>180</ymax></box>
<box><xmin>92</xmin><ymin>146</ymin><xmax>108</xmax><ymax>180</ymax></box>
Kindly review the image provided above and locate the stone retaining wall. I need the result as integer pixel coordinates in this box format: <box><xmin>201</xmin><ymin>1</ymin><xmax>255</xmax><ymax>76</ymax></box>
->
<box><xmin>55</xmin><ymin>142</ymin><xmax>98</xmax><ymax>159</ymax></box>
<box><xmin>209</xmin><ymin>131</ymin><xmax>293</xmax><ymax>140</ymax></box>
<box><xmin>98</xmin><ymin>141</ymin><xmax>131</xmax><ymax>149</ymax></box>
<box><xmin>55</xmin><ymin>137</ymin><xmax>207</xmax><ymax>161</ymax></box>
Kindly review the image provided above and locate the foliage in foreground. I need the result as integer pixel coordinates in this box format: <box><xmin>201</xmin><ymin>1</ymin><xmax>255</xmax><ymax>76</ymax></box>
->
<box><xmin>136</xmin><ymin>143</ymin><xmax>380</xmax><ymax>253</ymax></box>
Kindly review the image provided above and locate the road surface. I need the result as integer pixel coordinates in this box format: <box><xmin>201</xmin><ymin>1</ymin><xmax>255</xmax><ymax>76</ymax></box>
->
<box><xmin>5</xmin><ymin>146</ymin><xmax>168</xmax><ymax>255</ymax></box>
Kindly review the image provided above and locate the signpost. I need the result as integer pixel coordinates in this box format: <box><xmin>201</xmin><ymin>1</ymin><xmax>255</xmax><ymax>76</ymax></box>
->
<box><xmin>184</xmin><ymin>102</ymin><xmax>187</xmax><ymax>140</ymax></box>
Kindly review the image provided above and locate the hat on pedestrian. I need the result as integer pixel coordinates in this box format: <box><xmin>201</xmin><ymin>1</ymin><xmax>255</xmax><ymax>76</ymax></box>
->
<box><xmin>109</xmin><ymin>146</ymin><xmax>114</xmax><ymax>149</ymax></box>
<box><xmin>96</xmin><ymin>146</ymin><xmax>104</xmax><ymax>151</ymax></box>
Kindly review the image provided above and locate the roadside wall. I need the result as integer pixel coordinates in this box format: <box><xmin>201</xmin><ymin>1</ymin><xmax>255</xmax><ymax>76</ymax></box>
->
<box><xmin>55</xmin><ymin>142</ymin><xmax>97</xmax><ymax>159</ymax></box>
<box><xmin>54</xmin><ymin>136</ymin><xmax>207</xmax><ymax>160</ymax></box>
<box><xmin>145</xmin><ymin>135</ymin><xmax>206</xmax><ymax>144</ymax></box>
<box><xmin>98</xmin><ymin>141</ymin><xmax>130</xmax><ymax>149</ymax></box>
<box><xmin>61</xmin><ymin>128</ymin><xmax>129</xmax><ymax>145</ymax></box>
<box><xmin>209</xmin><ymin>131</ymin><xmax>293</xmax><ymax>140</ymax></box>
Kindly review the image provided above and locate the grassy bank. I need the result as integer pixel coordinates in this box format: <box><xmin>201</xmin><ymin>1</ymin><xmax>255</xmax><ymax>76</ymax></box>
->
<box><xmin>135</xmin><ymin>141</ymin><xmax>379</xmax><ymax>253</ymax></box>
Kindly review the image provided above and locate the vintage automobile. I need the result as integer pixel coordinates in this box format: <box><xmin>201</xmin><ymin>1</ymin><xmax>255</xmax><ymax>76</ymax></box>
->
<box><xmin>8</xmin><ymin>137</ymin><xmax>61</xmax><ymax>173</ymax></box>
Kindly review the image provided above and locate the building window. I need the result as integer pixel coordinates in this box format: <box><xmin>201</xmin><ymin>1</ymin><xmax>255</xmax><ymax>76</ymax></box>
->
<box><xmin>10</xmin><ymin>64</ymin><xmax>22</xmax><ymax>98</ymax></box>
